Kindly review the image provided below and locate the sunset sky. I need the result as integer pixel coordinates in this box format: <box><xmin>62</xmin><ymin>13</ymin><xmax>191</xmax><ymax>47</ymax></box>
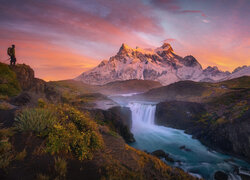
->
<box><xmin>0</xmin><ymin>0</ymin><xmax>249</xmax><ymax>81</ymax></box>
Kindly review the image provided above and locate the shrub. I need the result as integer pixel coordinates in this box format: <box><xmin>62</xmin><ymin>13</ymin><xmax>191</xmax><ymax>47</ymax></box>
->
<box><xmin>38</xmin><ymin>98</ymin><xmax>46</xmax><ymax>108</ymax></box>
<box><xmin>46</xmin><ymin>105</ymin><xmax>103</xmax><ymax>160</ymax></box>
<box><xmin>36</xmin><ymin>173</ymin><xmax>50</xmax><ymax>180</ymax></box>
<box><xmin>0</xmin><ymin>127</ymin><xmax>15</xmax><ymax>168</ymax></box>
<box><xmin>14</xmin><ymin>108</ymin><xmax>57</xmax><ymax>136</ymax></box>
<box><xmin>54</xmin><ymin>157</ymin><xmax>67</xmax><ymax>177</ymax></box>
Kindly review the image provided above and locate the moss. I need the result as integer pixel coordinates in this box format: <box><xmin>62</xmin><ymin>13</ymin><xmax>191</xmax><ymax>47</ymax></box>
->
<box><xmin>0</xmin><ymin>62</ymin><xmax>21</xmax><ymax>97</ymax></box>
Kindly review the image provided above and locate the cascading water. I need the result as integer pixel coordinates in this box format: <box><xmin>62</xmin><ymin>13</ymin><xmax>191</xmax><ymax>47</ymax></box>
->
<box><xmin>127</xmin><ymin>102</ymin><xmax>156</xmax><ymax>132</ymax></box>
<box><xmin>126</xmin><ymin>102</ymin><xmax>250</xmax><ymax>180</ymax></box>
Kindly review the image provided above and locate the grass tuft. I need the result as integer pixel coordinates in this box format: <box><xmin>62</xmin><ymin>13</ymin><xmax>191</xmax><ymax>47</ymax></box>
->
<box><xmin>14</xmin><ymin>108</ymin><xmax>57</xmax><ymax>136</ymax></box>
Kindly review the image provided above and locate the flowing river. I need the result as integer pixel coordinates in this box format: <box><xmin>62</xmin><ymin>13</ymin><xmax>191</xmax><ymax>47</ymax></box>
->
<box><xmin>125</xmin><ymin>102</ymin><xmax>250</xmax><ymax>180</ymax></box>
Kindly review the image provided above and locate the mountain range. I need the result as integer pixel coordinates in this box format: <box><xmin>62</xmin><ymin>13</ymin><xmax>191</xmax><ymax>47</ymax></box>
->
<box><xmin>76</xmin><ymin>43</ymin><xmax>250</xmax><ymax>85</ymax></box>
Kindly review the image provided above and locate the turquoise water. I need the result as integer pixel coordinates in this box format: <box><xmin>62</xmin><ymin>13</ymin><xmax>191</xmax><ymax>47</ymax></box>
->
<box><xmin>126</xmin><ymin>102</ymin><xmax>250</xmax><ymax>180</ymax></box>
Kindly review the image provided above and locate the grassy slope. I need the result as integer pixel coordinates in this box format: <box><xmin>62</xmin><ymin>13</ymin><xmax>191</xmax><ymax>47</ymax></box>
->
<box><xmin>0</xmin><ymin>104</ymin><xmax>196</xmax><ymax>180</ymax></box>
<box><xmin>49</xmin><ymin>79</ymin><xmax>162</xmax><ymax>96</ymax></box>
<box><xmin>134</xmin><ymin>76</ymin><xmax>250</xmax><ymax>103</ymax></box>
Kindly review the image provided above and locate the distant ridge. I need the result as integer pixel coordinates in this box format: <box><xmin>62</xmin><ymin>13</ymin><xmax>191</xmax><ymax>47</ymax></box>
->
<box><xmin>76</xmin><ymin>43</ymin><xmax>250</xmax><ymax>85</ymax></box>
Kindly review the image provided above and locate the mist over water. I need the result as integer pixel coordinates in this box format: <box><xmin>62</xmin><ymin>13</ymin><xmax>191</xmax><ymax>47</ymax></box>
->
<box><xmin>126</xmin><ymin>102</ymin><xmax>250</xmax><ymax>180</ymax></box>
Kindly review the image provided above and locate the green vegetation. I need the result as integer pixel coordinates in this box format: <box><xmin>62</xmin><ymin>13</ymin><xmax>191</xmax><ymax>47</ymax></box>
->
<box><xmin>0</xmin><ymin>62</ymin><xmax>21</xmax><ymax>97</ymax></box>
<box><xmin>48</xmin><ymin>80</ymin><xmax>97</xmax><ymax>103</ymax></box>
<box><xmin>54</xmin><ymin>157</ymin><xmax>67</xmax><ymax>178</ymax></box>
<box><xmin>216</xmin><ymin>76</ymin><xmax>250</xmax><ymax>89</ymax></box>
<box><xmin>0</xmin><ymin>126</ymin><xmax>15</xmax><ymax>169</ymax></box>
<box><xmin>12</xmin><ymin>103</ymin><xmax>103</xmax><ymax>161</ymax></box>
<box><xmin>46</xmin><ymin>104</ymin><xmax>103</xmax><ymax>160</ymax></box>
<box><xmin>38</xmin><ymin>98</ymin><xmax>46</xmax><ymax>108</ymax></box>
<box><xmin>14</xmin><ymin>108</ymin><xmax>57</xmax><ymax>136</ymax></box>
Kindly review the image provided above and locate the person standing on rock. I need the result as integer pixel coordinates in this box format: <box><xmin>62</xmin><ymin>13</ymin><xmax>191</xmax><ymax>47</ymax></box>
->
<box><xmin>7</xmin><ymin>45</ymin><xmax>16</xmax><ymax>66</ymax></box>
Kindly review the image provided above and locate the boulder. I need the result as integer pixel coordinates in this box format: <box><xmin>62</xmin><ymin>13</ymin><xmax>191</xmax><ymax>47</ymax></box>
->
<box><xmin>151</xmin><ymin>150</ymin><xmax>167</xmax><ymax>158</ymax></box>
<box><xmin>214</xmin><ymin>171</ymin><xmax>228</xmax><ymax>180</ymax></box>
<box><xmin>179</xmin><ymin>145</ymin><xmax>192</xmax><ymax>152</ymax></box>
<box><xmin>151</xmin><ymin>149</ymin><xmax>175</xmax><ymax>163</ymax></box>
<box><xmin>10</xmin><ymin>92</ymin><xmax>31</xmax><ymax>106</ymax></box>
<box><xmin>10</xmin><ymin>64</ymin><xmax>35</xmax><ymax>90</ymax></box>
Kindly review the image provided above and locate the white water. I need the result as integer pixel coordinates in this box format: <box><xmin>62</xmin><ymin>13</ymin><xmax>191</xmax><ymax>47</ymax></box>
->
<box><xmin>126</xmin><ymin>102</ymin><xmax>250</xmax><ymax>180</ymax></box>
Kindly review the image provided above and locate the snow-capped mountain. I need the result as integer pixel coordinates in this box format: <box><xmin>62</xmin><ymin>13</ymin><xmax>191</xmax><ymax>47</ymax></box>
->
<box><xmin>76</xmin><ymin>43</ymin><xmax>250</xmax><ymax>85</ymax></box>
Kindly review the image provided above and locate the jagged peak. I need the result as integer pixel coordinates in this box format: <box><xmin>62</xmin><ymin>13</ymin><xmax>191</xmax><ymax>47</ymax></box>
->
<box><xmin>205</xmin><ymin>66</ymin><xmax>219</xmax><ymax>71</ymax></box>
<box><xmin>182</xmin><ymin>55</ymin><xmax>201</xmax><ymax>67</ymax></box>
<box><xmin>161</xmin><ymin>43</ymin><xmax>173</xmax><ymax>51</ymax></box>
<box><xmin>118</xmin><ymin>43</ymin><xmax>133</xmax><ymax>55</ymax></box>
<box><xmin>232</xmin><ymin>65</ymin><xmax>248</xmax><ymax>73</ymax></box>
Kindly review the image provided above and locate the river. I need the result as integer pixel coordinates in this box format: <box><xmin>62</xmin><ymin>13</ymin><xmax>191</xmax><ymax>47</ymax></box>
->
<box><xmin>110</xmin><ymin>95</ymin><xmax>250</xmax><ymax>180</ymax></box>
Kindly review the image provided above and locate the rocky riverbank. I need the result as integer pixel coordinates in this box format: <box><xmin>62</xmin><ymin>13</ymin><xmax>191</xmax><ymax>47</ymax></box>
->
<box><xmin>155</xmin><ymin>88</ymin><xmax>250</xmax><ymax>162</ymax></box>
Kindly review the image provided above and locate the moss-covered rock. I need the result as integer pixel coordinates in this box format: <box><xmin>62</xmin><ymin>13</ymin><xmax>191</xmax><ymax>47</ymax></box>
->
<box><xmin>0</xmin><ymin>63</ymin><xmax>21</xmax><ymax>97</ymax></box>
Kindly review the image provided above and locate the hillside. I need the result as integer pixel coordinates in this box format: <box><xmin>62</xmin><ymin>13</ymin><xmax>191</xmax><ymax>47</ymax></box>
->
<box><xmin>48</xmin><ymin>79</ymin><xmax>162</xmax><ymax>109</ymax></box>
<box><xmin>0</xmin><ymin>63</ymin><xmax>197</xmax><ymax>180</ymax></box>
<box><xmin>131</xmin><ymin>76</ymin><xmax>250</xmax><ymax>103</ymax></box>
<box><xmin>49</xmin><ymin>79</ymin><xmax>162</xmax><ymax>96</ymax></box>
<box><xmin>97</xmin><ymin>79</ymin><xmax>162</xmax><ymax>95</ymax></box>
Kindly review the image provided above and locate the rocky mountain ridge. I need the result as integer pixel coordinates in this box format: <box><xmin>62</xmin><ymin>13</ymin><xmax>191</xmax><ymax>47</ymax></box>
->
<box><xmin>76</xmin><ymin>43</ymin><xmax>250</xmax><ymax>85</ymax></box>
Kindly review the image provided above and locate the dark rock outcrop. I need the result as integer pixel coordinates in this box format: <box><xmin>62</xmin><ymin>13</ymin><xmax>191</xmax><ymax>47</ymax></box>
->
<box><xmin>155</xmin><ymin>101</ymin><xmax>206</xmax><ymax>129</ymax></box>
<box><xmin>214</xmin><ymin>171</ymin><xmax>228</xmax><ymax>180</ymax></box>
<box><xmin>10</xmin><ymin>64</ymin><xmax>34</xmax><ymax>91</ymax></box>
<box><xmin>89</xmin><ymin>106</ymin><xmax>135</xmax><ymax>143</ymax></box>
<box><xmin>179</xmin><ymin>145</ymin><xmax>192</xmax><ymax>152</ymax></box>
<box><xmin>151</xmin><ymin>150</ymin><xmax>175</xmax><ymax>163</ymax></box>
<box><xmin>155</xmin><ymin>92</ymin><xmax>250</xmax><ymax>161</ymax></box>
<box><xmin>10</xmin><ymin>92</ymin><xmax>31</xmax><ymax>106</ymax></box>
<box><xmin>151</xmin><ymin>150</ymin><xmax>167</xmax><ymax>158</ymax></box>
<box><xmin>10</xmin><ymin>64</ymin><xmax>61</xmax><ymax>103</ymax></box>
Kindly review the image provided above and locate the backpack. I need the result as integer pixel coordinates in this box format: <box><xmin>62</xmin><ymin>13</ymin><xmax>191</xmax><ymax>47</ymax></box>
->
<box><xmin>7</xmin><ymin>47</ymin><xmax>12</xmax><ymax>56</ymax></box>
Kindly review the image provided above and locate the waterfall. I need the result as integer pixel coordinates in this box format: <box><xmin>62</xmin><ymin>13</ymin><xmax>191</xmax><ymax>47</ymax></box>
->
<box><xmin>127</xmin><ymin>102</ymin><xmax>156</xmax><ymax>133</ymax></box>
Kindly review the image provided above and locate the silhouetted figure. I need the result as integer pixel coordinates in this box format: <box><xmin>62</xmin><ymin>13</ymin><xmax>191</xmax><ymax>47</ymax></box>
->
<box><xmin>7</xmin><ymin>45</ymin><xmax>16</xmax><ymax>66</ymax></box>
